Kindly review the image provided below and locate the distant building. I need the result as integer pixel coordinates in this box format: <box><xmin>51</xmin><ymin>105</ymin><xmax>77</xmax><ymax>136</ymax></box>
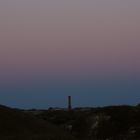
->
<box><xmin>68</xmin><ymin>96</ymin><xmax>72</xmax><ymax>110</ymax></box>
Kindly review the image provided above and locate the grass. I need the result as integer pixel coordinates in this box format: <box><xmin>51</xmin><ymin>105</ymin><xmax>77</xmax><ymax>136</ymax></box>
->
<box><xmin>0</xmin><ymin>105</ymin><xmax>76</xmax><ymax>140</ymax></box>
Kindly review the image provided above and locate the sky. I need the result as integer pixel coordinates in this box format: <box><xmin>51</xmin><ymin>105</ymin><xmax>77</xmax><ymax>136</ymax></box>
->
<box><xmin>0</xmin><ymin>0</ymin><xmax>140</xmax><ymax>109</ymax></box>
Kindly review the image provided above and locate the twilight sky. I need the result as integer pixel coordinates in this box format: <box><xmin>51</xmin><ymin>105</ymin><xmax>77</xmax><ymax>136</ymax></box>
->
<box><xmin>0</xmin><ymin>0</ymin><xmax>140</xmax><ymax>108</ymax></box>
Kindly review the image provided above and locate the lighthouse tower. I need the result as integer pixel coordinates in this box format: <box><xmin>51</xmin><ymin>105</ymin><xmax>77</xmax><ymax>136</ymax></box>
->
<box><xmin>68</xmin><ymin>96</ymin><xmax>72</xmax><ymax>110</ymax></box>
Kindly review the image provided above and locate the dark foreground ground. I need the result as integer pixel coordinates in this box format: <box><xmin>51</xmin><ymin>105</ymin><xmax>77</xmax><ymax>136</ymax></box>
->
<box><xmin>0</xmin><ymin>105</ymin><xmax>75</xmax><ymax>140</ymax></box>
<box><xmin>0</xmin><ymin>105</ymin><xmax>140</xmax><ymax>140</ymax></box>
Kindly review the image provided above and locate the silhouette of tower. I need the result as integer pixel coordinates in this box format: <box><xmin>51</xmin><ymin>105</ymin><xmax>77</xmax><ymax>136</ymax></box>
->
<box><xmin>68</xmin><ymin>96</ymin><xmax>72</xmax><ymax>110</ymax></box>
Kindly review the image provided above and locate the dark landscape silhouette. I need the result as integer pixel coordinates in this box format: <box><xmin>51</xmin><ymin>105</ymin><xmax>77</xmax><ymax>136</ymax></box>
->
<box><xmin>1</xmin><ymin>102</ymin><xmax>140</xmax><ymax>140</ymax></box>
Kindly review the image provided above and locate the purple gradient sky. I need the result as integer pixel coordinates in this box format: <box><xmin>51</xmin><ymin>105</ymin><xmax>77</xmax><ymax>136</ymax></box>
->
<box><xmin>0</xmin><ymin>0</ymin><xmax>140</xmax><ymax>108</ymax></box>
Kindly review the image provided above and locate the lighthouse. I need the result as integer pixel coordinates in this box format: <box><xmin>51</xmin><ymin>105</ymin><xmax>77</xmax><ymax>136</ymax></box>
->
<box><xmin>68</xmin><ymin>96</ymin><xmax>72</xmax><ymax>110</ymax></box>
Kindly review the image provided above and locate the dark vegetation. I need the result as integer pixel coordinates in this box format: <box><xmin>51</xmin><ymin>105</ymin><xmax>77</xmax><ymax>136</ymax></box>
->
<box><xmin>1</xmin><ymin>105</ymin><xmax>140</xmax><ymax>140</ymax></box>
<box><xmin>0</xmin><ymin>105</ymin><xmax>76</xmax><ymax>140</ymax></box>
<box><xmin>30</xmin><ymin>105</ymin><xmax>140</xmax><ymax>140</ymax></box>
